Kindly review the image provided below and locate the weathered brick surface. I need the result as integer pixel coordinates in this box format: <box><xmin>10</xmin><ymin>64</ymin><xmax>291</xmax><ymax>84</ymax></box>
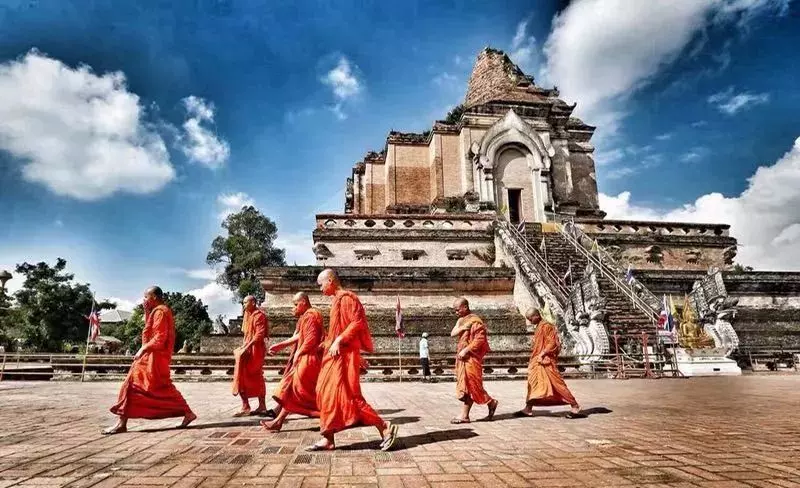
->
<box><xmin>2</xmin><ymin>377</ymin><xmax>800</xmax><ymax>487</ymax></box>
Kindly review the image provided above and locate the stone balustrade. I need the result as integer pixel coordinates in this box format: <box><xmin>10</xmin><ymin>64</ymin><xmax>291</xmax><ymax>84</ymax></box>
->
<box><xmin>315</xmin><ymin>213</ymin><xmax>494</xmax><ymax>232</ymax></box>
<box><xmin>575</xmin><ymin>219</ymin><xmax>730</xmax><ymax>237</ymax></box>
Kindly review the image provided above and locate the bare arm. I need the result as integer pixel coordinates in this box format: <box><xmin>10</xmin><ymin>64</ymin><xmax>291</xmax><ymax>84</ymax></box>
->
<box><xmin>450</xmin><ymin>321</ymin><xmax>469</xmax><ymax>337</ymax></box>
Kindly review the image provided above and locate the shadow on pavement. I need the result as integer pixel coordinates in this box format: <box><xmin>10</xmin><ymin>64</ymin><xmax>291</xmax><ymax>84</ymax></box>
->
<box><xmin>338</xmin><ymin>428</ymin><xmax>478</xmax><ymax>451</ymax></box>
<box><xmin>490</xmin><ymin>406</ymin><xmax>613</xmax><ymax>422</ymax></box>
<box><xmin>386</xmin><ymin>416</ymin><xmax>419</xmax><ymax>425</ymax></box>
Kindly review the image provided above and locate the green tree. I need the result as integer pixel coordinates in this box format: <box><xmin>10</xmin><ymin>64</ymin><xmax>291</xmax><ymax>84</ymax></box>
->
<box><xmin>207</xmin><ymin>205</ymin><xmax>286</xmax><ymax>302</ymax></box>
<box><xmin>443</xmin><ymin>104</ymin><xmax>466</xmax><ymax>125</ymax></box>
<box><xmin>12</xmin><ymin>259</ymin><xmax>115</xmax><ymax>351</ymax></box>
<box><xmin>115</xmin><ymin>292</ymin><xmax>212</xmax><ymax>353</ymax></box>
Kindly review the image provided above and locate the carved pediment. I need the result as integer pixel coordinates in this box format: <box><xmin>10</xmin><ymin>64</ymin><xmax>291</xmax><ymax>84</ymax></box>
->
<box><xmin>446</xmin><ymin>249</ymin><xmax>469</xmax><ymax>261</ymax></box>
<box><xmin>401</xmin><ymin>249</ymin><xmax>426</xmax><ymax>261</ymax></box>
<box><xmin>354</xmin><ymin>249</ymin><xmax>380</xmax><ymax>261</ymax></box>
<box><xmin>313</xmin><ymin>243</ymin><xmax>334</xmax><ymax>259</ymax></box>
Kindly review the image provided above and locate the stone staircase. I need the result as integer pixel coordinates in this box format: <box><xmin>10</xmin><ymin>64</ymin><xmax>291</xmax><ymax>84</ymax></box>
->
<box><xmin>523</xmin><ymin>223</ymin><xmax>658</xmax><ymax>336</ymax></box>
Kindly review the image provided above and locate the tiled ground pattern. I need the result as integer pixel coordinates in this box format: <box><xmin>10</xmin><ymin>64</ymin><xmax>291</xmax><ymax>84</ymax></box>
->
<box><xmin>1</xmin><ymin>376</ymin><xmax>799</xmax><ymax>487</ymax></box>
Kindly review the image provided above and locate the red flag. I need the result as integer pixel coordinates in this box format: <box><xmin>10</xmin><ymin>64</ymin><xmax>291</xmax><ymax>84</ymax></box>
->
<box><xmin>395</xmin><ymin>296</ymin><xmax>405</xmax><ymax>338</ymax></box>
<box><xmin>87</xmin><ymin>303</ymin><xmax>101</xmax><ymax>343</ymax></box>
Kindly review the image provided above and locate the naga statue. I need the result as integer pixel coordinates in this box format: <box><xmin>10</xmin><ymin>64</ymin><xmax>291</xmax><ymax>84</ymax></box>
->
<box><xmin>686</xmin><ymin>268</ymin><xmax>741</xmax><ymax>356</ymax></box>
<box><xmin>563</xmin><ymin>264</ymin><xmax>611</xmax><ymax>363</ymax></box>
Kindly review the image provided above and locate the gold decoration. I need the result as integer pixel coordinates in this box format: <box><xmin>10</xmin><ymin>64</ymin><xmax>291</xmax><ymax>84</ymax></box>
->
<box><xmin>676</xmin><ymin>295</ymin><xmax>715</xmax><ymax>349</ymax></box>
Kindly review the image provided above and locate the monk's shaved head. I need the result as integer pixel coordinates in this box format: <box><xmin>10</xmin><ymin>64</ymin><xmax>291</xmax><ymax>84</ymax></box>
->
<box><xmin>146</xmin><ymin>286</ymin><xmax>164</xmax><ymax>301</ymax></box>
<box><xmin>526</xmin><ymin>307</ymin><xmax>542</xmax><ymax>324</ymax></box>
<box><xmin>317</xmin><ymin>268</ymin><xmax>339</xmax><ymax>284</ymax></box>
<box><xmin>292</xmin><ymin>291</ymin><xmax>310</xmax><ymax>305</ymax></box>
<box><xmin>317</xmin><ymin>268</ymin><xmax>340</xmax><ymax>297</ymax></box>
<box><xmin>452</xmin><ymin>296</ymin><xmax>470</xmax><ymax>317</ymax></box>
<box><xmin>242</xmin><ymin>295</ymin><xmax>258</xmax><ymax>312</ymax></box>
<box><xmin>292</xmin><ymin>291</ymin><xmax>312</xmax><ymax>317</ymax></box>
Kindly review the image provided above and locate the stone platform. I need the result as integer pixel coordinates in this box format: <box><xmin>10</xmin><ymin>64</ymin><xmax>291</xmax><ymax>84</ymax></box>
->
<box><xmin>2</xmin><ymin>377</ymin><xmax>800</xmax><ymax>487</ymax></box>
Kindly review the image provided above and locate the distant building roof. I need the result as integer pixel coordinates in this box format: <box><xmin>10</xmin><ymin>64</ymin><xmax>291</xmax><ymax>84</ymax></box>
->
<box><xmin>100</xmin><ymin>309</ymin><xmax>132</xmax><ymax>323</ymax></box>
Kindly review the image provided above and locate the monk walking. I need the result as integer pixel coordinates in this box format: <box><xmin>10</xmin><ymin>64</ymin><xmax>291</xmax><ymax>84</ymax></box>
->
<box><xmin>104</xmin><ymin>286</ymin><xmax>196</xmax><ymax>434</ymax></box>
<box><xmin>260</xmin><ymin>292</ymin><xmax>324</xmax><ymax>431</ymax></box>
<box><xmin>450</xmin><ymin>297</ymin><xmax>498</xmax><ymax>424</ymax></box>
<box><xmin>516</xmin><ymin>307</ymin><xmax>581</xmax><ymax>418</ymax></box>
<box><xmin>308</xmin><ymin>268</ymin><xmax>399</xmax><ymax>451</ymax></box>
<box><xmin>232</xmin><ymin>295</ymin><xmax>269</xmax><ymax>416</ymax></box>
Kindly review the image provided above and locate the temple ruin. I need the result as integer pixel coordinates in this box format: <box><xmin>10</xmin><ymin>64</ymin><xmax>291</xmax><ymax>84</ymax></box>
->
<box><xmin>235</xmin><ymin>48</ymin><xmax>800</xmax><ymax>378</ymax></box>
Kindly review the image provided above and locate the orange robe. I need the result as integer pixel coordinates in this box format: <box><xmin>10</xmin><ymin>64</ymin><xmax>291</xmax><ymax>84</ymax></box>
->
<box><xmin>316</xmin><ymin>290</ymin><xmax>386</xmax><ymax>436</ymax></box>
<box><xmin>455</xmin><ymin>314</ymin><xmax>493</xmax><ymax>405</ymax></box>
<box><xmin>272</xmin><ymin>308</ymin><xmax>324</xmax><ymax>417</ymax></box>
<box><xmin>526</xmin><ymin>321</ymin><xmax>578</xmax><ymax>407</ymax></box>
<box><xmin>110</xmin><ymin>304</ymin><xmax>192</xmax><ymax>419</ymax></box>
<box><xmin>232</xmin><ymin>309</ymin><xmax>268</xmax><ymax>399</ymax></box>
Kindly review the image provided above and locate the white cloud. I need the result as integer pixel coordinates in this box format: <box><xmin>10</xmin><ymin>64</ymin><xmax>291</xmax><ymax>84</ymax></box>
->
<box><xmin>708</xmin><ymin>87</ymin><xmax>770</xmax><ymax>115</ymax></box>
<box><xmin>187</xmin><ymin>281</ymin><xmax>241</xmax><ymax>320</ymax></box>
<box><xmin>322</xmin><ymin>57</ymin><xmax>361</xmax><ymax>100</ymax></box>
<box><xmin>185</xmin><ymin>268</ymin><xmax>217</xmax><ymax>280</ymax></box>
<box><xmin>321</xmin><ymin>56</ymin><xmax>362</xmax><ymax>121</ymax></box>
<box><xmin>0</xmin><ymin>50</ymin><xmax>175</xmax><ymax>200</ymax></box>
<box><xmin>105</xmin><ymin>296</ymin><xmax>138</xmax><ymax>312</ymax></box>
<box><xmin>509</xmin><ymin>20</ymin><xmax>538</xmax><ymax>73</ymax></box>
<box><xmin>656</xmin><ymin>133</ymin><xmax>674</xmax><ymax>141</ymax></box>
<box><xmin>594</xmin><ymin>148</ymin><xmax>625</xmax><ymax>167</ymax></box>
<box><xmin>329</xmin><ymin>103</ymin><xmax>347</xmax><ymax>121</ymax></box>
<box><xmin>681</xmin><ymin>147</ymin><xmax>708</xmax><ymax>163</ymax></box>
<box><xmin>601</xmin><ymin>136</ymin><xmax>800</xmax><ymax>271</ymax></box>
<box><xmin>217</xmin><ymin>192</ymin><xmax>255</xmax><ymax>221</ymax></box>
<box><xmin>179</xmin><ymin>96</ymin><xmax>230</xmax><ymax>168</ymax></box>
<box><xmin>275</xmin><ymin>233</ymin><xmax>315</xmax><ymax>265</ymax></box>
<box><xmin>432</xmin><ymin>72</ymin><xmax>459</xmax><ymax>87</ymax></box>
<box><xmin>541</xmin><ymin>0</ymin><xmax>785</xmax><ymax>135</ymax></box>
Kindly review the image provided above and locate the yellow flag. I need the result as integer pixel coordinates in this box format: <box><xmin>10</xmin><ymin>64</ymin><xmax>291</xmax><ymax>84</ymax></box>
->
<box><xmin>590</xmin><ymin>239</ymin><xmax>599</xmax><ymax>253</ymax></box>
<box><xmin>669</xmin><ymin>295</ymin><xmax>678</xmax><ymax>317</ymax></box>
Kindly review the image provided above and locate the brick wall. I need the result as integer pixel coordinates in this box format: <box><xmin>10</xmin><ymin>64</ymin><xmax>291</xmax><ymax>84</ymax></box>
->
<box><xmin>440</xmin><ymin>133</ymin><xmax>463</xmax><ymax>197</ymax></box>
<box><xmin>386</xmin><ymin>143</ymin><xmax>431</xmax><ymax>208</ymax></box>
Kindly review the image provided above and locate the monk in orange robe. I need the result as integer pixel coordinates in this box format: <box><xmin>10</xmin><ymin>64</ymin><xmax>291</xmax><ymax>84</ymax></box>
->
<box><xmin>516</xmin><ymin>307</ymin><xmax>581</xmax><ymax>418</ymax></box>
<box><xmin>450</xmin><ymin>297</ymin><xmax>498</xmax><ymax>424</ymax></box>
<box><xmin>260</xmin><ymin>291</ymin><xmax>324</xmax><ymax>431</ymax></box>
<box><xmin>104</xmin><ymin>286</ymin><xmax>196</xmax><ymax>434</ymax></box>
<box><xmin>231</xmin><ymin>295</ymin><xmax>269</xmax><ymax>416</ymax></box>
<box><xmin>307</xmin><ymin>268</ymin><xmax>399</xmax><ymax>452</ymax></box>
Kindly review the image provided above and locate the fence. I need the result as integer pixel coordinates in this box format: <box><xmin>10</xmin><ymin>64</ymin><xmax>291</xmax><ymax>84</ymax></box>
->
<box><xmin>0</xmin><ymin>345</ymin><xmax>686</xmax><ymax>382</ymax></box>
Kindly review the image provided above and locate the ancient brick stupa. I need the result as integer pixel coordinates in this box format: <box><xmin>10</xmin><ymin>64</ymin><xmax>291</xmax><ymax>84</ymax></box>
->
<box><xmin>214</xmin><ymin>48</ymin><xmax>800</xmax><ymax>378</ymax></box>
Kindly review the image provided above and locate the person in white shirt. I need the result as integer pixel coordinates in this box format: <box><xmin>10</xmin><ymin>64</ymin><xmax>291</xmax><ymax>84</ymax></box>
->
<box><xmin>419</xmin><ymin>332</ymin><xmax>431</xmax><ymax>381</ymax></box>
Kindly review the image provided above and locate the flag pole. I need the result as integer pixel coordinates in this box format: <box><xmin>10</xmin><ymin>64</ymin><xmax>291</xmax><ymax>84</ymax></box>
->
<box><xmin>398</xmin><ymin>335</ymin><xmax>402</xmax><ymax>383</ymax></box>
<box><xmin>80</xmin><ymin>297</ymin><xmax>96</xmax><ymax>383</ymax></box>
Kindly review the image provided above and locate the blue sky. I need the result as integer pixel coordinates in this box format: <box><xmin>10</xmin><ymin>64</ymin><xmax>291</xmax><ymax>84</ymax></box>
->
<box><xmin>1</xmin><ymin>0</ymin><xmax>799</xmax><ymax>318</ymax></box>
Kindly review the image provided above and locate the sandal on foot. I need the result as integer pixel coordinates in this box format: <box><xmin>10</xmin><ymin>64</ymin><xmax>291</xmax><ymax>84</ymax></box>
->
<box><xmin>306</xmin><ymin>443</ymin><xmax>335</xmax><ymax>452</ymax></box>
<box><xmin>479</xmin><ymin>400</ymin><xmax>498</xmax><ymax>421</ymax></box>
<box><xmin>101</xmin><ymin>426</ymin><xmax>127</xmax><ymax>435</ymax></box>
<box><xmin>513</xmin><ymin>410</ymin><xmax>534</xmax><ymax>418</ymax></box>
<box><xmin>380</xmin><ymin>424</ymin><xmax>399</xmax><ymax>452</ymax></box>
<box><xmin>450</xmin><ymin>418</ymin><xmax>470</xmax><ymax>424</ymax></box>
<box><xmin>232</xmin><ymin>410</ymin><xmax>251</xmax><ymax>418</ymax></box>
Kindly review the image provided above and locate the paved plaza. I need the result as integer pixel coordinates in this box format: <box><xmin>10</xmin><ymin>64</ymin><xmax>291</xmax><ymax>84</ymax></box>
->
<box><xmin>1</xmin><ymin>376</ymin><xmax>800</xmax><ymax>488</ymax></box>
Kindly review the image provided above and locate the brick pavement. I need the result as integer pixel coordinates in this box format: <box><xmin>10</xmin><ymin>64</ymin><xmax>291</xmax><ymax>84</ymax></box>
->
<box><xmin>1</xmin><ymin>376</ymin><xmax>799</xmax><ymax>487</ymax></box>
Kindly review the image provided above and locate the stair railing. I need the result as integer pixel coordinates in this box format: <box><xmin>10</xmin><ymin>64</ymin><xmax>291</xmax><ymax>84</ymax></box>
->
<box><xmin>558</xmin><ymin>220</ymin><xmax>660</xmax><ymax>325</ymax></box>
<box><xmin>495</xmin><ymin>220</ymin><xmax>570</xmax><ymax>305</ymax></box>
